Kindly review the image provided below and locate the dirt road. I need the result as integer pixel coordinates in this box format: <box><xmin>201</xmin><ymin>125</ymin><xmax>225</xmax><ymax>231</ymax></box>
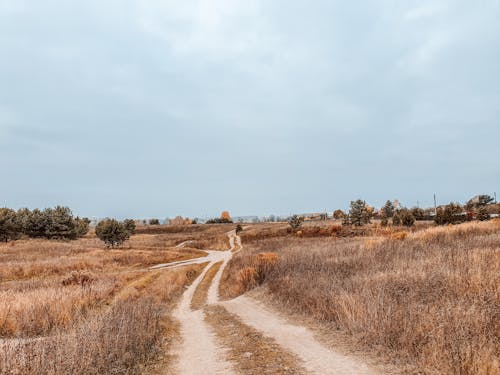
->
<box><xmin>153</xmin><ymin>230</ymin><xmax>379</xmax><ymax>375</ymax></box>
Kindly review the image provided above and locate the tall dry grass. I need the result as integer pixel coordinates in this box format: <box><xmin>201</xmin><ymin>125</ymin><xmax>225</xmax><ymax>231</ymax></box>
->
<box><xmin>223</xmin><ymin>220</ymin><xmax>500</xmax><ymax>374</ymax></box>
<box><xmin>0</xmin><ymin>265</ymin><xmax>203</xmax><ymax>375</ymax></box>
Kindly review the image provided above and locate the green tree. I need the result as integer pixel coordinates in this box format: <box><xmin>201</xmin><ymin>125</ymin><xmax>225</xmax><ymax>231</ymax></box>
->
<box><xmin>477</xmin><ymin>207</ymin><xmax>491</xmax><ymax>221</ymax></box>
<box><xmin>435</xmin><ymin>203</ymin><xmax>464</xmax><ymax>225</ymax></box>
<box><xmin>74</xmin><ymin>217</ymin><xmax>91</xmax><ymax>237</ymax></box>
<box><xmin>288</xmin><ymin>214</ymin><xmax>304</xmax><ymax>230</ymax></box>
<box><xmin>381</xmin><ymin>200</ymin><xmax>395</xmax><ymax>218</ymax></box>
<box><xmin>149</xmin><ymin>218</ymin><xmax>160</xmax><ymax>225</ymax></box>
<box><xmin>410</xmin><ymin>207</ymin><xmax>425</xmax><ymax>221</ymax></box>
<box><xmin>95</xmin><ymin>219</ymin><xmax>130</xmax><ymax>248</ymax></box>
<box><xmin>348</xmin><ymin>200</ymin><xmax>371</xmax><ymax>226</ymax></box>
<box><xmin>399</xmin><ymin>209</ymin><xmax>415</xmax><ymax>227</ymax></box>
<box><xmin>0</xmin><ymin>208</ymin><xmax>21</xmax><ymax>242</ymax></box>
<box><xmin>44</xmin><ymin>206</ymin><xmax>78</xmax><ymax>239</ymax></box>
<box><xmin>123</xmin><ymin>219</ymin><xmax>136</xmax><ymax>235</ymax></box>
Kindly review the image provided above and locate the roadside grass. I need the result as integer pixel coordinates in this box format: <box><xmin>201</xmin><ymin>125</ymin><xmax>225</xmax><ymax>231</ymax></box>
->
<box><xmin>191</xmin><ymin>261</ymin><xmax>223</xmax><ymax>310</ymax></box>
<box><xmin>222</xmin><ymin>220</ymin><xmax>500</xmax><ymax>374</ymax></box>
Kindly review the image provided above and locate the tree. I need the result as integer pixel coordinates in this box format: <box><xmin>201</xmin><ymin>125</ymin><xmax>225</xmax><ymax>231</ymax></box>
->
<box><xmin>410</xmin><ymin>207</ymin><xmax>425</xmax><ymax>221</ymax></box>
<box><xmin>381</xmin><ymin>200</ymin><xmax>395</xmax><ymax>218</ymax></box>
<box><xmin>466</xmin><ymin>194</ymin><xmax>494</xmax><ymax>210</ymax></box>
<box><xmin>0</xmin><ymin>208</ymin><xmax>20</xmax><ymax>242</ymax></box>
<box><xmin>435</xmin><ymin>203</ymin><xmax>464</xmax><ymax>225</ymax></box>
<box><xmin>399</xmin><ymin>209</ymin><xmax>415</xmax><ymax>227</ymax></box>
<box><xmin>477</xmin><ymin>207</ymin><xmax>491</xmax><ymax>221</ymax></box>
<box><xmin>220</xmin><ymin>211</ymin><xmax>232</xmax><ymax>221</ymax></box>
<box><xmin>333</xmin><ymin>209</ymin><xmax>345</xmax><ymax>220</ymax></box>
<box><xmin>74</xmin><ymin>217</ymin><xmax>90</xmax><ymax>237</ymax></box>
<box><xmin>44</xmin><ymin>206</ymin><xmax>78</xmax><ymax>239</ymax></box>
<box><xmin>95</xmin><ymin>219</ymin><xmax>130</xmax><ymax>248</ymax></box>
<box><xmin>288</xmin><ymin>214</ymin><xmax>304</xmax><ymax>231</ymax></box>
<box><xmin>123</xmin><ymin>219</ymin><xmax>136</xmax><ymax>234</ymax></box>
<box><xmin>149</xmin><ymin>218</ymin><xmax>160</xmax><ymax>225</ymax></box>
<box><xmin>348</xmin><ymin>200</ymin><xmax>371</xmax><ymax>226</ymax></box>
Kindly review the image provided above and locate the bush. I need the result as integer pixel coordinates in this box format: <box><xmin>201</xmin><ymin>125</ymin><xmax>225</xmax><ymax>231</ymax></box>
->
<box><xmin>410</xmin><ymin>207</ymin><xmax>425</xmax><ymax>221</ymax></box>
<box><xmin>333</xmin><ymin>209</ymin><xmax>345</xmax><ymax>220</ymax></box>
<box><xmin>235</xmin><ymin>224</ymin><xmax>243</xmax><ymax>234</ymax></box>
<box><xmin>149</xmin><ymin>218</ymin><xmax>160</xmax><ymax>225</ymax></box>
<box><xmin>288</xmin><ymin>215</ymin><xmax>304</xmax><ymax>231</ymax></box>
<box><xmin>95</xmin><ymin>219</ymin><xmax>130</xmax><ymax>248</ymax></box>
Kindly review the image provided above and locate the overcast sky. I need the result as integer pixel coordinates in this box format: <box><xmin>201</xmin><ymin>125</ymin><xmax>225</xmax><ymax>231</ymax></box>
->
<box><xmin>1</xmin><ymin>1</ymin><xmax>499</xmax><ymax>219</ymax></box>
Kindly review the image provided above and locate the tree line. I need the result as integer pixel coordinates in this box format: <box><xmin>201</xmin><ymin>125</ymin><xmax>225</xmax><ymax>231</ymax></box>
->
<box><xmin>0</xmin><ymin>206</ymin><xmax>90</xmax><ymax>242</ymax></box>
<box><xmin>287</xmin><ymin>194</ymin><xmax>496</xmax><ymax>230</ymax></box>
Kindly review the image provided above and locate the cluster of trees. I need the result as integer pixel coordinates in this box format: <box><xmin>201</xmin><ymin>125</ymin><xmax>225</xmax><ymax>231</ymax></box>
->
<box><xmin>0</xmin><ymin>206</ymin><xmax>90</xmax><ymax>242</ymax></box>
<box><xmin>95</xmin><ymin>218</ymin><xmax>136</xmax><ymax>248</ymax></box>
<box><xmin>206</xmin><ymin>211</ymin><xmax>233</xmax><ymax>224</ymax></box>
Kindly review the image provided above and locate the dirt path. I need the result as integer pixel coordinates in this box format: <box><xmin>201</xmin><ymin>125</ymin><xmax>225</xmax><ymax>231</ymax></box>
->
<box><xmin>222</xmin><ymin>296</ymin><xmax>377</xmax><ymax>375</ymax></box>
<box><xmin>152</xmin><ymin>230</ymin><xmax>379</xmax><ymax>375</ymax></box>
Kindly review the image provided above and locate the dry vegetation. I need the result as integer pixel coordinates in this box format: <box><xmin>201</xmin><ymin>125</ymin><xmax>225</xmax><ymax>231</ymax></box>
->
<box><xmin>0</xmin><ymin>230</ymin><xmax>208</xmax><ymax>374</ymax></box>
<box><xmin>221</xmin><ymin>220</ymin><xmax>500</xmax><ymax>374</ymax></box>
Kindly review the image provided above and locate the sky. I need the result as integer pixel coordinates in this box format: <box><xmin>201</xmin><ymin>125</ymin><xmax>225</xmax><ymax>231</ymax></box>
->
<box><xmin>1</xmin><ymin>0</ymin><xmax>499</xmax><ymax>219</ymax></box>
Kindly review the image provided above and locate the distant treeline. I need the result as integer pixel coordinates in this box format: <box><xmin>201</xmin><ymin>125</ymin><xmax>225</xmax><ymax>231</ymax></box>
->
<box><xmin>0</xmin><ymin>206</ymin><xmax>90</xmax><ymax>242</ymax></box>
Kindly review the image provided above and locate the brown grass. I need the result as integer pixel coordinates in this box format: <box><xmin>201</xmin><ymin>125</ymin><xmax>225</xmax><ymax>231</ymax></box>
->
<box><xmin>0</xmin><ymin>230</ymin><xmax>208</xmax><ymax>374</ymax></box>
<box><xmin>0</xmin><ymin>264</ymin><xmax>204</xmax><ymax>375</ymax></box>
<box><xmin>191</xmin><ymin>262</ymin><xmax>223</xmax><ymax>310</ymax></box>
<box><xmin>222</xmin><ymin>220</ymin><xmax>500</xmax><ymax>374</ymax></box>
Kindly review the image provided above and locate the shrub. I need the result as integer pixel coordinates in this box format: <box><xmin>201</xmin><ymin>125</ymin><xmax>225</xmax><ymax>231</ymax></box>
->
<box><xmin>95</xmin><ymin>219</ymin><xmax>130</xmax><ymax>248</ymax></box>
<box><xmin>149</xmin><ymin>218</ymin><xmax>160</xmax><ymax>225</ymax></box>
<box><xmin>381</xmin><ymin>216</ymin><xmax>389</xmax><ymax>227</ymax></box>
<box><xmin>235</xmin><ymin>224</ymin><xmax>243</xmax><ymax>233</ymax></box>
<box><xmin>333</xmin><ymin>209</ymin><xmax>345</xmax><ymax>220</ymax></box>
<box><xmin>392</xmin><ymin>214</ymin><xmax>401</xmax><ymax>226</ymax></box>
<box><xmin>288</xmin><ymin>215</ymin><xmax>304</xmax><ymax>231</ymax></box>
<box><xmin>410</xmin><ymin>207</ymin><xmax>425</xmax><ymax>221</ymax></box>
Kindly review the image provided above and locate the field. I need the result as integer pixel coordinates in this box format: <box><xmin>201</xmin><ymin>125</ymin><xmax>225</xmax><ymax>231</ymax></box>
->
<box><xmin>221</xmin><ymin>220</ymin><xmax>500</xmax><ymax>374</ymax></box>
<box><xmin>1</xmin><ymin>220</ymin><xmax>499</xmax><ymax>374</ymax></box>
<box><xmin>0</xmin><ymin>224</ymin><xmax>231</xmax><ymax>374</ymax></box>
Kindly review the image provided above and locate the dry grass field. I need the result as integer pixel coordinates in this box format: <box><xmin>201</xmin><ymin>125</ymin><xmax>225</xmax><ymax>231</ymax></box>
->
<box><xmin>1</xmin><ymin>220</ymin><xmax>498</xmax><ymax>374</ymax></box>
<box><xmin>221</xmin><ymin>220</ymin><xmax>500</xmax><ymax>374</ymax></box>
<box><xmin>0</xmin><ymin>226</ymin><xmax>231</xmax><ymax>374</ymax></box>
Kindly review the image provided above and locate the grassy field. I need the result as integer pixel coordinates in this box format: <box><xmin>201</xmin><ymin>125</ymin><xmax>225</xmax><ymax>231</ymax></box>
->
<box><xmin>1</xmin><ymin>220</ymin><xmax>498</xmax><ymax>374</ymax></box>
<box><xmin>0</xmin><ymin>225</ymin><xmax>234</xmax><ymax>374</ymax></box>
<box><xmin>221</xmin><ymin>220</ymin><xmax>500</xmax><ymax>374</ymax></box>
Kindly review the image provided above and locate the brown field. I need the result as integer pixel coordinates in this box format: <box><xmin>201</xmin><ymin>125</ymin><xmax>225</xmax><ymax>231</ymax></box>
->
<box><xmin>0</xmin><ymin>227</ymin><xmax>219</xmax><ymax>374</ymax></box>
<box><xmin>221</xmin><ymin>220</ymin><xmax>500</xmax><ymax>374</ymax></box>
<box><xmin>1</xmin><ymin>220</ymin><xmax>499</xmax><ymax>374</ymax></box>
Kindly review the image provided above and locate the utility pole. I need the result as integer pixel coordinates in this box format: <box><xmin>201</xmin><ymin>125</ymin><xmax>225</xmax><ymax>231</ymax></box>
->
<box><xmin>495</xmin><ymin>192</ymin><xmax>497</xmax><ymax>204</ymax></box>
<box><xmin>433</xmin><ymin>194</ymin><xmax>437</xmax><ymax>215</ymax></box>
